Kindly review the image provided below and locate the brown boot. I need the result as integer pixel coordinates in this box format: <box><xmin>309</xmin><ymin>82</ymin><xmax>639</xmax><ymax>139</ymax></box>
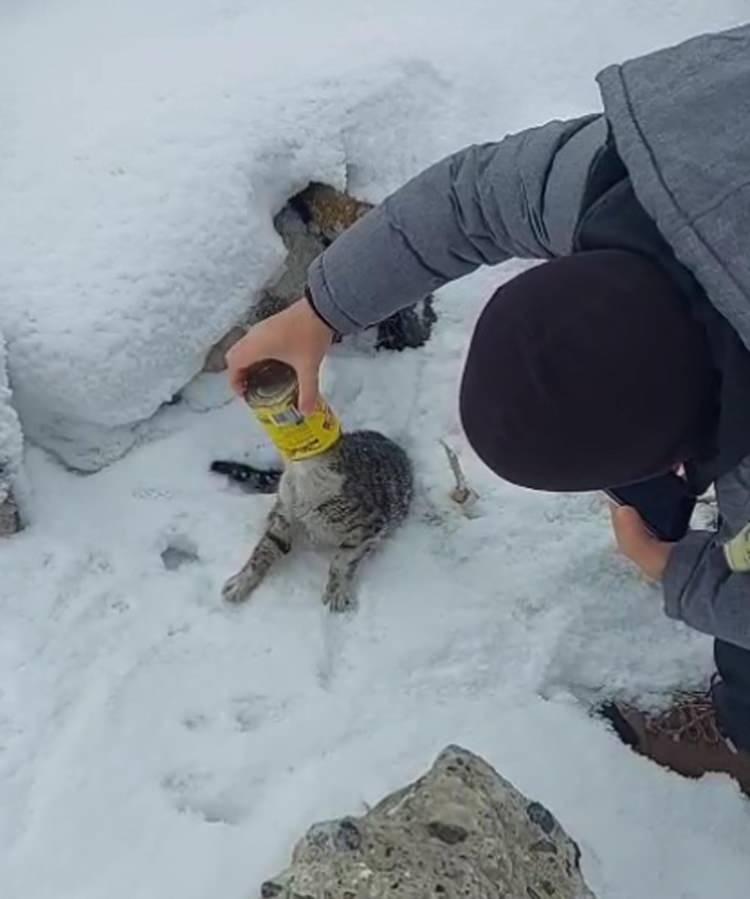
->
<box><xmin>599</xmin><ymin>691</ymin><xmax>750</xmax><ymax>795</ymax></box>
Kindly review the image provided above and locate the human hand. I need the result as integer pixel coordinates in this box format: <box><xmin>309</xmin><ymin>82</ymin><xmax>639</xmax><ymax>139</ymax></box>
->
<box><xmin>226</xmin><ymin>296</ymin><xmax>333</xmax><ymax>414</ymax></box>
<box><xmin>609</xmin><ymin>504</ymin><xmax>675</xmax><ymax>582</ymax></box>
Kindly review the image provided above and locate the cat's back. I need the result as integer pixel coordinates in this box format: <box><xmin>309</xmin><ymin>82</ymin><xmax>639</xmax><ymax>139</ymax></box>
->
<box><xmin>335</xmin><ymin>429</ymin><xmax>410</xmax><ymax>469</ymax></box>
<box><xmin>334</xmin><ymin>430</ymin><xmax>413</xmax><ymax>521</ymax></box>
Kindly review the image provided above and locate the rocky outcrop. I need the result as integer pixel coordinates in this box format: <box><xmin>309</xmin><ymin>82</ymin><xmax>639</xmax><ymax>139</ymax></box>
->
<box><xmin>260</xmin><ymin>746</ymin><xmax>596</xmax><ymax>899</ymax></box>
<box><xmin>258</xmin><ymin>182</ymin><xmax>374</xmax><ymax>317</ymax></box>
<box><xmin>0</xmin><ymin>489</ymin><xmax>21</xmax><ymax>536</ymax></box>
<box><xmin>0</xmin><ymin>332</ymin><xmax>24</xmax><ymax>535</ymax></box>
<box><xmin>202</xmin><ymin>325</ymin><xmax>249</xmax><ymax>373</ymax></box>
<box><xmin>294</xmin><ymin>181</ymin><xmax>372</xmax><ymax>242</ymax></box>
<box><xmin>203</xmin><ymin>183</ymin><xmax>436</xmax><ymax>372</ymax></box>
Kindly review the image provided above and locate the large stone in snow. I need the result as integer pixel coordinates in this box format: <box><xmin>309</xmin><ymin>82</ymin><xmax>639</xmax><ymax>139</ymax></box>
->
<box><xmin>0</xmin><ymin>490</ymin><xmax>21</xmax><ymax>536</ymax></box>
<box><xmin>204</xmin><ymin>182</ymin><xmax>436</xmax><ymax>371</ymax></box>
<box><xmin>261</xmin><ymin>745</ymin><xmax>596</xmax><ymax>899</ymax></box>
<box><xmin>0</xmin><ymin>331</ymin><xmax>23</xmax><ymax>535</ymax></box>
<box><xmin>202</xmin><ymin>182</ymin><xmax>369</xmax><ymax>371</ymax></box>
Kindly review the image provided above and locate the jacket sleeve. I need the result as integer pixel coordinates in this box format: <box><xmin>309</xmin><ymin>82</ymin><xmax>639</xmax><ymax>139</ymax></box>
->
<box><xmin>306</xmin><ymin>114</ymin><xmax>606</xmax><ymax>334</ymax></box>
<box><xmin>663</xmin><ymin>532</ymin><xmax>750</xmax><ymax>650</ymax></box>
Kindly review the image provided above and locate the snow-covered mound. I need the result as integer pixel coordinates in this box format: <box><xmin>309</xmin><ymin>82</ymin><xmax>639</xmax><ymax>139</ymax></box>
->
<box><xmin>0</xmin><ymin>27</ymin><xmax>449</xmax><ymax>467</ymax></box>
<box><xmin>1</xmin><ymin>0</ymin><xmax>745</xmax><ymax>469</ymax></box>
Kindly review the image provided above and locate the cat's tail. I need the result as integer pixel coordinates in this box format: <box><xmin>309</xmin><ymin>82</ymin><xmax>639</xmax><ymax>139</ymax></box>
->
<box><xmin>210</xmin><ymin>460</ymin><xmax>282</xmax><ymax>494</ymax></box>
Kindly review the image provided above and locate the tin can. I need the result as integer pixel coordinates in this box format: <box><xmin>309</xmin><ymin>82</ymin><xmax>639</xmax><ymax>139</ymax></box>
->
<box><xmin>244</xmin><ymin>360</ymin><xmax>342</xmax><ymax>461</ymax></box>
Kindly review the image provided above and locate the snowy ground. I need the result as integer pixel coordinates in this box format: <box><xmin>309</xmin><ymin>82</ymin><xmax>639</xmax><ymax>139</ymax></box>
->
<box><xmin>3</xmin><ymin>2</ymin><xmax>750</xmax><ymax>898</ymax></box>
<box><xmin>3</xmin><ymin>266</ymin><xmax>750</xmax><ymax>898</ymax></box>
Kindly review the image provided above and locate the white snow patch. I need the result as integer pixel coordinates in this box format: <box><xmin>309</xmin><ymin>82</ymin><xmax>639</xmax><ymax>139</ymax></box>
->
<box><xmin>2</xmin><ymin>268</ymin><xmax>749</xmax><ymax>899</ymax></box>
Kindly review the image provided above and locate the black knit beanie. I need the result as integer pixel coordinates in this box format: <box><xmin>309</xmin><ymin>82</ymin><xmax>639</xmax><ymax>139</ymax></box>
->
<box><xmin>459</xmin><ymin>250</ymin><xmax>718</xmax><ymax>492</ymax></box>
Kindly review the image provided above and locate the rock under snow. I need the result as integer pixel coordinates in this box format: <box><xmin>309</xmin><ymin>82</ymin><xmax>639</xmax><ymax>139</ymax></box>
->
<box><xmin>0</xmin><ymin>20</ymin><xmax>451</xmax><ymax>471</ymax></box>
<box><xmin>0</xmin><ymin>332</ymin><xmax>23</xmax><ymax>535</ymax></box>
<box><xmin>201</xmin><ymin>181</ymin><xmax>369</xmax><ymax>373</ymax></box>
<box><xmin>261</xmin><ymin>745</ymin><xmax>596</xmax><ymax>899</ymax></box>
<box><xmin>203</xmin><ymin>181</ymin><xmax>437</xmax><ymax>372</ymax></box>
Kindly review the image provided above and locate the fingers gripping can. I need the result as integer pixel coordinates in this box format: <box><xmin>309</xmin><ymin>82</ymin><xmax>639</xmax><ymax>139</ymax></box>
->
<box><xmin>244</xmin><ymin>360</ymin><xmax>342</xmax><ymax>461</ymax></box>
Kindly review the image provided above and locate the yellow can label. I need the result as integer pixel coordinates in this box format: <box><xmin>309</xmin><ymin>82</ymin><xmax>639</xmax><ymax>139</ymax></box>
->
<box><xmin>724</xmin><ymin>522</ymin><xmax>750</xmax><ymax>573</ymax></box>
<box><xmin>254</xmin><ymin>396</ymin><xmax>342</xmax><ymax>461</ymax></box>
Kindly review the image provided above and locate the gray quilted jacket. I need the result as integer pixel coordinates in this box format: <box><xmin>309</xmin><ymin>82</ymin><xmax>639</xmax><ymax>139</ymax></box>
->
<box><xmin>306</xmin><ymin>23</ymin><xmax>750</xmax><ymax>650</ymax></box>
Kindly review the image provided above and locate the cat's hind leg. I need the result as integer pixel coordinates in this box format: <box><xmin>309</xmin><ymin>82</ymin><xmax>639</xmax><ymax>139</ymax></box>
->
<box><xmin>322</xmin><ymin>534</ymin><xmax>382</xmax><ymax>613</ymax></box>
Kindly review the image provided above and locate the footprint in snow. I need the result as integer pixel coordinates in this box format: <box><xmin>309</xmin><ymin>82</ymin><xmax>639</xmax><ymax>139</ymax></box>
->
<box><xmin>160</xmin><ymin>534</ymin><xmax>200</xmax><ymax>570</ymax></box>
<box><xmin>161</xmin><ymin>769</ymin><xmax>243</xmax><ymax>825</ymax></box>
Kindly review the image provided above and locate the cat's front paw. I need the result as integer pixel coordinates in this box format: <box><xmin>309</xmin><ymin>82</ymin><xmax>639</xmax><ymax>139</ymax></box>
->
<box><xmin>222</xmin><ymin>571</ymin><xmax>259</xmax><ymax>605</ymax></box>
<box><xmin>323</xmin><ymin>585</ymin><xmax>357</xmax><ymax>614</ymax></box>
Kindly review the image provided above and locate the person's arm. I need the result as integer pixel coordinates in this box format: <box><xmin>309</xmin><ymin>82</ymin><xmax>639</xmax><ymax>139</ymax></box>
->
<box><xmin>306</xmin><ymin>114</ymin><xmax>605</xmax><ymax>334</ymax></box>
<box><xmin>663</xmin><ymin>533</ymin><xmax>750</xmax><ymax>650</ymax></box>
<box><xmin>226</xmin><ymin>113</ymin><xmax>605</xmax><ymax>409</ymax></box>
<box><xmin>611</xmin><ymin>501</ymin><xmax>750</xmax><ymax>650</ymax></box>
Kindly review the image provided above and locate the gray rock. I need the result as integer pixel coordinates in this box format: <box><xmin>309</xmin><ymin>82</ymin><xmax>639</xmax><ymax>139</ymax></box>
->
<box><xmin>0</xmin><ymin>489</ymin><xmax>21</xmax><ymax>536</ymax></box>
<box><xmin>202</xmin><ymin>182</ymin><xmax>436</xmax><ymax>375</ymax></box>
<box><xmin>0</xmin><ymin>331</ymin><xmax>24</xmax><ymax>534</ymax></box>
<box><xmin>200</xmin><ymin>187</ymin><xmax>337</xmax><ymax>374</ymax></box>
<box><xmin>261</xmin><ymin>745</ymin><xmax>596</xmax><ymax>899</ymax></box>
<box><xmin>263</xmin><ymin>203</ymin><xmax>331</xmax><ymax>308</ymax></box>
<box><xmin>203</xmin><ymin>325</ymin><xmax>248</xmax><ymax>373</ymax></box>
